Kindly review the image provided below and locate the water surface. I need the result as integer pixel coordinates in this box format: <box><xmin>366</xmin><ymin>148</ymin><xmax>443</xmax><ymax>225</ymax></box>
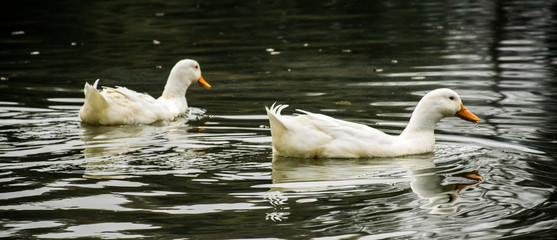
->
<box><xmin>1</xmin><ymin>0</ymin><xmax>557</xmax><ymax>239</ymax></box>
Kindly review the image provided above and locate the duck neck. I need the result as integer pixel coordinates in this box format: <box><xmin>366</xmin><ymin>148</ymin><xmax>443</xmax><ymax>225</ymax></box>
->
<box><xmin>400</xmin><ymin>107</ymin><xmax>443</xmax><ymax>138</ymax></box>
<box><xmin>160</xmin><ymin>70</ymin><xmax>190</xmax><ymax>100</ymax></box>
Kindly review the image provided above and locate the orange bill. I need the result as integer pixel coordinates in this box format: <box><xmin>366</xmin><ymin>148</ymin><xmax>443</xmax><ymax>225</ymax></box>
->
<box><xmin>455</xmin><ymin>103</ymin><xmax>480</xmax><ymax>123</ymax></box>
<box><xmin>197</xmin><ymin>76</ymin><xmax>211</xmax><ymax>88</ymax></box>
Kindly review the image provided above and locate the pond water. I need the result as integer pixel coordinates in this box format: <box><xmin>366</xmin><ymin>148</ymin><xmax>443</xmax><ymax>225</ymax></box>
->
<box><xmin>1</xmin><ymin>0</ymin><xmax>557</xmax><ymax>239</ymax></box>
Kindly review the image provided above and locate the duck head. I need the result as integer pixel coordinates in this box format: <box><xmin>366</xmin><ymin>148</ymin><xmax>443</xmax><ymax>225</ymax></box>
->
<box><xmin>162</xmin><ymin>59</ymin><xmax>211</xmax><ymax>99</ymax></box>
<box><xmin>171</xmin><ymin>59</ymin><xmax>211</xmax><ymax>89</ymax></box>
<box><xmin>415</xmin><ymin>88</ymin><xmax>480</xmax><ymax>123</ymax></box>
<box><xmin>403</xmin><ymin>88</ymin><xmax>480</xmax><ymax>135</ymax></box>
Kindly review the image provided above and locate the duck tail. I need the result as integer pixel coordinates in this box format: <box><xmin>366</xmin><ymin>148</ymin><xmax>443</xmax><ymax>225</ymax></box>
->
<box><xmin>83</xmin><ymin>79</ymin><xmax>107</xmax><ymax>106</ymax></box>
<box><xmin>265</xmin><ymin>103</ymin><xmax>289</xmax><ymax>133</ymax></box>
<box><xmin>80</xmin><ymin>79</ymin><xmax>108</xmax><ymax>123</ymax></box>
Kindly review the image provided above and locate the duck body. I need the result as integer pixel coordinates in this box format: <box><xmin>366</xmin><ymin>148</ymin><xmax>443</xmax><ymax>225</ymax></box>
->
<box><xmin>79</xmin><ymin>59</ymin><xmax>211</xmax><ymax>125</ymax></box>
<box><xmin>266</xmin><ymin>88</ymin><xmax>480</xmax><ymax>158</ymax></box>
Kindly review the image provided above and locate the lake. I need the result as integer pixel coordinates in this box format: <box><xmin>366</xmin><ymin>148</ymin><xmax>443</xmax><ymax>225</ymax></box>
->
<box><xmin>1</xmin><ymin>0</ymin><xmax>556</xmax><ymax>239</ymax></box>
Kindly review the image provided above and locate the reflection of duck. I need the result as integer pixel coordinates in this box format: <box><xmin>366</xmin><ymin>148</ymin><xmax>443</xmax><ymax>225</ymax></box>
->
<box><xmin>80</xmin><ymin>113</ymin><xmax>212</xmax><ymax>158</ymax></box>
<box><xmin>79</xmin><ymin>116</ymin><xmax>207</xmax><ymax>178</ymax></box>
<box><xmin>266</xmin><ymin>156</ymin><xmax>407</xmax><ymax>221</ymax></box>
<box><xmin>81</xmin><ymin>123</ymin><xmax>165</xmax><ymax>158</ymax></box>
<box><xmin>269</xmin><ymin>156</ymin><xmax>406</xmax><ymax>189</ymax></box>
<box><xmin>266</xmin><ymin>88</ymin><xmax>480</xmax><ymax>158</ymax></box>
<box><xmin>80</xmin><ymin>123</ymin><xmax>164</xmax><ymax>179</ymax></box>
<box><xmin>80</xmin><ymin>59</ymin><xmax>211</xmax><ymax>125</ymax></box>
<box><xmin>266</xmin><ymin>154</ymin><xmax>481</xmax><ymax>217</ymax></box>
<box><xmin>403</xmin><ymin>159</ymin><xmax>481</xmax><ymax>214</ymax></box>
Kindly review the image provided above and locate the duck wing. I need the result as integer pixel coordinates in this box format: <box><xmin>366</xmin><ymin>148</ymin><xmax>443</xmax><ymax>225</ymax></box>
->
<box><xmin>266</xmin><ymin>104</ymin><xmax>397</xmax><ymax>158</ymax></box>
<box><xmin>296</xmin><ymin>109</ymin><xmax>390</xmax><ymax>140</ymax></box>
<box><xmin>101</xmin><ymin>86</ymin><xmax>158</xmax><ymax>105</ymax></box>
<box><xmin>101</xmin><ymin>86</ymin><xmax>174</xmax><ymax>123</ymax></box>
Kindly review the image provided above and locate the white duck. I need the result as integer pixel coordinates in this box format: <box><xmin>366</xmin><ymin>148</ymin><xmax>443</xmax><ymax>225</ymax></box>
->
<box><xmin>79</xmin><ymin>59</ymin><xmax>211</xmax><ymax>125</ymax></box>
<box><xmin>266</xmin><ymin>88</ymin><xmax>480</xmax><ymax>158</ymax></box>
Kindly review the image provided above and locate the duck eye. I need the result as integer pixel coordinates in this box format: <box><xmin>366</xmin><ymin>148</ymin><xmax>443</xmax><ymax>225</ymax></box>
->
<box><xmin>194</xmin><ymin>65</ymin><xmax>199</xmax><ymax>69</ymax></box>
<box><xmin>449</xmin><ymin>96</ymin><xmax>454</xmax><ymax>100</ymax></box>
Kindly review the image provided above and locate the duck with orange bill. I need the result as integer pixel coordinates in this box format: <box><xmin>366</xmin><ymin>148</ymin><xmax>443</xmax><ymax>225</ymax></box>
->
<box><xmin>266</xmin><ymin>88</ymin><xmax>480</xmax><ymax>158</ymax></box>
<box><xmin>79</xmin><ymin>59</ymin><xmax>211</xmax><ymax>125</ymax></box>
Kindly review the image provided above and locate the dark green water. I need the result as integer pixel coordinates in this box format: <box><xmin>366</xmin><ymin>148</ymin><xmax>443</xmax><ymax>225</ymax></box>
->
<box><xmin>1</xmin><ymin>0</ymin><xmax>556</xmax><ymax>239</ymax></box>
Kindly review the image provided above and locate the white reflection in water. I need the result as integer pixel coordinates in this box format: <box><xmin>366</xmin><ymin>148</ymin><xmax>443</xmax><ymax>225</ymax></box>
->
<box><xmin>0</xmin><ymin>221</ymin><xmax>65</xmax><ymax>239</ymax></box>
<box><xmin>36</xmin><ymin>222</ymin><xmax>160</xmax><ymax>239</ymax></box>
<box><xmin>80</xmin><ymin>110</ymin><xmax>205</xmax><ymax>158</ymax></box>
<box><xmin>152</xmin><ymin>202</ymin><xmax>270</xmax><ymax>215</ymax></box>
<box><xmin>79</xmin><ymin>108</ymin><xmax>214</xmax><ymax>178</ymax></box>
<box><xmin>261</xmin><ymin>153</ymin><xmax>482</xmax><ymax>221</ymax></box>
<box><xmin>404</xmin><ymin>158</ymin><xmax>481</xmax><ymax>214</ymax></box>
<box><xmin>0</xmin><ymin>194</ymin><xmax>136</xmax><ymax>211</ymax></box>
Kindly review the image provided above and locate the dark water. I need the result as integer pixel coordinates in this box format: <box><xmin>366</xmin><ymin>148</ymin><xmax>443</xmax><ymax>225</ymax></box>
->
<box><xmin>1</xmin><ymin>0</ymin><xmax>557</xmax><ymax>239</ymax></box>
